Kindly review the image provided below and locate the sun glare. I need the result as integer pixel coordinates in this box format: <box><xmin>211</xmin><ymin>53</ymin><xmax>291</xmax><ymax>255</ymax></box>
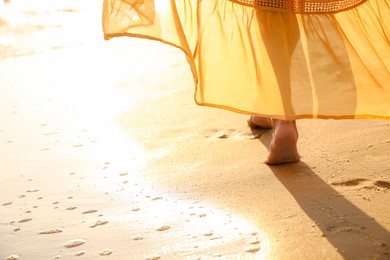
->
<box><xmin>1</xmin><ymin>0</ymin><xmax>272</xmax><ymax>258</ymax></box>
<box><xmin>155</xmin><ymin>0</ymin><xmax>171</xmax><ymax>12</ymax></box>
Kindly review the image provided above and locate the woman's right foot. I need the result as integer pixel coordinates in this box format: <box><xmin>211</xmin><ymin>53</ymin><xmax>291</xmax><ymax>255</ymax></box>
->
<box><xmin>266</xmin><ymin>120</ymin><xmax>300</xmax><ymax>165</ymax></box>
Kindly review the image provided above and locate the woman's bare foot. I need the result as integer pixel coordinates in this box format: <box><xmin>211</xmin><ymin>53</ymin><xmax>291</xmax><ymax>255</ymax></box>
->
<box><xmin>266</xmin><ymin>120</ymin><xmax>300</xmax><ymax>165</ymax></box>
<box><xmin>247</xmin><ymin>115</ymin><xmax>273</xmax><ymax>129</ymax></box>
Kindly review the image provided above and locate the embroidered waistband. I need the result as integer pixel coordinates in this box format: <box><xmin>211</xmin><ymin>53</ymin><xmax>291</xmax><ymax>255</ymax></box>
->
<box><xmin>229</xmin><ymin>0</ymin><xmax>368</xmax><ymax>14</ymax></box>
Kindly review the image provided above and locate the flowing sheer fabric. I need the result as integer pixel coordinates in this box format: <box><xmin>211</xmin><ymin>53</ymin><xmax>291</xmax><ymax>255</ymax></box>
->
<box><xmin>103</xmin><ymin>0</ymin><xmax>390</xmax><ymax>119</ymax></box>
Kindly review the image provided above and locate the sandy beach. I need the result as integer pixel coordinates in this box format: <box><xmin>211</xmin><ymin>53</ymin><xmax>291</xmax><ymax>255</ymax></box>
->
<box><xmin>1</xmin><ymin>1</ymin><xmax>389</xmax><ymax>259</ymax></box>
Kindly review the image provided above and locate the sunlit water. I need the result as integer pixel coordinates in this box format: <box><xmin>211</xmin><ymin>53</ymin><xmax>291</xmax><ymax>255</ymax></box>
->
<box><xmin>0</xmin><ymin>0</ymin><xmax>100</xmax><ymax>58</ymax></box>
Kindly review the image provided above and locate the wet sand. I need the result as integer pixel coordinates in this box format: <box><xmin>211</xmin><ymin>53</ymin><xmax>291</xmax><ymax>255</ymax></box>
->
<box><xmin>1</xmin><ymin>1</ymin><xmax>389</xmax><ymax>259</ymax></box>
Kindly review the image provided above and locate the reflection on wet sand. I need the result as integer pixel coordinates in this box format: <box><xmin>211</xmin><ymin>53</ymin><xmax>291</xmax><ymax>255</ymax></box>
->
<box><xmin>0</xmin><ymin>2</ymin><xmax>269</xmax><ymax>257</ymax></box>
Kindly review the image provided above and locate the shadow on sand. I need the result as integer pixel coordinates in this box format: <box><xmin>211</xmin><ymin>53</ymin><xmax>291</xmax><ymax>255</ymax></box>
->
<box><xmin>252</xmin><ymin>127</ymin><xmax>390</xmax><ymax>258</ymax></box>
<box><xmin>265</xmin><ymin>155</ymin><xmax>390</xmax><ymax>258</ymax></box>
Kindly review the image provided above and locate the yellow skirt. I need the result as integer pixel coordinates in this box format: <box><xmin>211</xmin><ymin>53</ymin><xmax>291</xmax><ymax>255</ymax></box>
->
<box><xmin>103</xmin><ymin>0</ymin><xmax>390</xmax><ymax>120</ymax></box>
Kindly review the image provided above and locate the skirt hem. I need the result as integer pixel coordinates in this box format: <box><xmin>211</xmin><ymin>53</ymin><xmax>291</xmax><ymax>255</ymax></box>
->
<box><xmin>194</xmin><ymin>100</ymin><xmax>390</xmax><ymax>120</ymax></box>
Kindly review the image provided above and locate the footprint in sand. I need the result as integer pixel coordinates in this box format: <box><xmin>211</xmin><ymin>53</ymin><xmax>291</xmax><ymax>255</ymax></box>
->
<box><xmin>99</xmin><ymin>161</ymin><xmax>110</xmax><ymax>169</ymax></box>
<box><xmin>82</xmin><ymin>209</ymin><xmax>98</xmax><ymax>214</ymax></box>
<box><xmin>332</xmin><ymin>178</ymin><xmax>390</xmax><ymax>191</ymax></box>
<box><xmin>331</xmin><ymin>178</ymin><xmax>368</xmax><ymax>187</ymax></box>
<box><xmin>133</xmin><ymin>236</ymin><xmax>143</xmax><ymax>241</ymax></box>
<box><xmin>156</xmin><ymin>225</ymin><xmax>170</xmax><ymax>231</ymax></box>
<box><xmin>75</xmin><ymin>250</ymin><xmax>86</xmax><ymax>256</ymax></box>
<box><xmin>18</xmin><ymin>218</ymin><xmax>32</xmax><ymax>223</ymax></box>
<box><xmin>3</xmin><ymin>201</ymin><xmax>13</xmax><ymax>206</ymax></box>
<box><xmin>99</xmin><ymin>249</ymin><xmax>113</xmax><ymax>256</ymax></box>
<box><xmin>6</xmin><ymin>255</ymin><xmax>18</xmax><ymax>260</ymax></box>
<box><xmin>145</xmin><ymin>254</ymin><xmax>161</xmax><ymax>260</ymax></box>
<box><xmin>244</xmin><ymin>245</ymin><xmax>261</xmax><ymax>253</ymax></box>
<box><xmin>38</xmin><ymin>228</ymin><xmax>64</xmax><ymax>234</ymax></box>
<box><xmin>374</xmin><ymin>180</ymin><xmax>390</xmax><ymax>189</ymax></box>
<box><xmin>212</xmin><ymin>132</ymin><xmax>228</xmax><ymax>139</ymax></box>
<box><xmin>90</xmin><ymin>221</ymin><xmax>108</xmax><ymax>228</ymax></box>
<box><xmin>205</xmin><ymin>128</ymin><xmax>265</xmax><ymax>140</ymax></box>
<box><xmin>66</xmin><ymin>207</ymin><xmax>77</xmax><ymax>210</ymax></box>
<box><xmin>247</xmin><ymin>237</ymin><xmax>260</xmax><ymax>245</ymax></box>
<box><xmin>65</xmin><ymin>239</ymin><xmax>86</xmax><ymax>248</ymax></box>
<box><xmin>43</xmin><ymin>131</ymin><xmax>59</xmax><ymax>136</ymax></box>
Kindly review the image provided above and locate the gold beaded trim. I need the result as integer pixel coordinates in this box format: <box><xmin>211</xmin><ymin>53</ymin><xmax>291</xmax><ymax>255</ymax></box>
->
<box><xmin>229</xmin><ymin>0</ymin><xmax>368</xmax><ymax>13</ymax></box>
